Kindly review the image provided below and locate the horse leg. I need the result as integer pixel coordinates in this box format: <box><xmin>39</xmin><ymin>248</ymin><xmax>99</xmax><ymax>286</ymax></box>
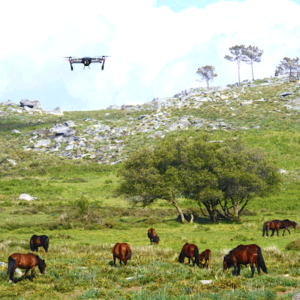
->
<box><xmin>113</xmin><ymin>255</ymin><xmax>116</xmax><ymax>266</ymax></box>
<box><xmin>23</xmin><ymin>268</ymin><xmax>30</xmax><ymax>280</ymax></box>
<box><xmin>277</xmin><ymin>230</ymin><xmax>279</xmax><ymax>236</ymax></box>
<box><xmin>256</xmin><ymin>261</ymin><xmax>261</xmax><ymax>275</ymax></box>
<box><xmin>30</xmin><ymin>267</ymin><xmax>35</xmax><ymax>282</ymax></box>
<box><xmin>287</xmin><ymin>228</ymin><xmax>291</xmax><ymax>235</ymax></box>
<box><xmin>271</xmin><ymin>229</ymin><xmax>274</xmax><ymax>236</ymax></box>
<box><xmin>233</xmin><ymin>263</ymin><xmax>238</xmax><ymax>276</ymax></box>
<box><xmin>250</xmin><ymin>263</ymin><xmax>255</xmax><ymax>278</ymax></box>
<box><xmin>266</xmin><ymin>228</ymin><xmax>269</xmax><ymax>237</ymax></box>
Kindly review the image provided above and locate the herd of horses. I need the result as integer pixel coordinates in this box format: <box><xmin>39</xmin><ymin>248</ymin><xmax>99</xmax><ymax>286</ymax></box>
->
<box><xmin>6</xmin><ymin>219</ymin><xmax>297</xmax><ymax>283</ymax></box>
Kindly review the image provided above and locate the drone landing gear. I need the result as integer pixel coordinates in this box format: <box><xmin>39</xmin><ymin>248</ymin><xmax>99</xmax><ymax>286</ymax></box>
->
<box><xmin>83</xmin><ymin>66</ymin><xmax>90</xmax><ymax>70</ymax></box>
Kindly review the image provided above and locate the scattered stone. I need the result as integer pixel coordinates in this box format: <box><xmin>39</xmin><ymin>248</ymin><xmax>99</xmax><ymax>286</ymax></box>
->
<box><xmin>46</xmin><ymin>107</ymin><xmax>64</xmax><ymax>115</ymax></box>
<box><xmin>0</xmin><ymin>100</ymin><xmax>18</xmax><ymax>106</ymax></box>
<box><xmin>240</xmin><ymin>101</ymin><xmax>253</xmax><ymax>106</ymax></box>
<box><xmin>19</xmin><ymin>194</ymin><xmax>36</xmax><ymax>201</ymax></box>
<box><xmin>11</xmin><ymin>129</ymin><xmax>21</xmax><ymax>134</ymax></box>
<box><xmin>280</xmin><ymin>92</ymin><xmax>292</xmax><ymax>97</ymax></box>
<box><xmin>20</xmin><ymin>99</ymin><xmax>43</xmax><ymax>109</ymax></box>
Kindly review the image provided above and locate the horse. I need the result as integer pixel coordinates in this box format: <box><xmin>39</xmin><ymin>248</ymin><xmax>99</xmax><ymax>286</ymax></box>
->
<box><xmin>178</xmin><ymin>243</ymin><xmax>200</xmax><ymax>267</ymax></box>
<box><xmin>199</xmin><ymin>249</ymin><xmax>211</xmax><ymax>269</ymax></box>
<box><xmin>282</xmin><ymin>219</ymin><xmax>297</xmax><ymax>235</ymax></box>
<box><xmin>30</xmin><ymin>235</ymin><xmax>49</xmax><ymax>252</ymax></box>
<box><xmin>223</xmin><ymin>245</ymin><xmax>267</xmax><ymax>278</ymax></box>
<box><xmin>148</xmin><ymin>228</ymin><xmax>160</xmax><ymax>245</ymax></box>
<box><xmin>263</xmin><ymin>219</ymin><xmax>297</xmax><ymax>237</ymax></box>
<box><xmin>7</xmin><ymin>253</ymin><xmax>46</xmax><ymax>283</ymax></box>
<box><xmin>112</xmin><ymin>243</ymin><xmax>132</xmax><ymax>266</ymax></box>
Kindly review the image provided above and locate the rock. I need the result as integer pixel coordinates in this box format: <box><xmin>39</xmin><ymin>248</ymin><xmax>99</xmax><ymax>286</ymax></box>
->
<box><xmin>280</xmin><ymin>92</ymin><xmax>292</xmax><ymax>97</ymax></box>
<box><xmin>19</xmin><ymin>194</ymin><xmax>36</xmax><ymax>201</ymax></box>
<box><xmin>11</xmin><ymin>129</ymin><xmax>21</xmax><ymax>134</ymax></box>
<box><xmin>34</xmin><ymin>139</ymin><xmax>51</xmax><ymax>147</ymax></box>
<box><xmin>46</xmin><ymin>107</ymin><xmax>64</xmax><ymax>115</ymax></box>
<box><xmin>0</xmin><ymin>100</ymin><xmax>18</xmax><ymax>106</ymax></box>
<box><xmin>20</xmin><ymin>99</ymin><xmax>43</xmax><ymax>109</ymax></box>
<box><xmin>240</xmin><ymin>101</ymin><xmax>253</xmax><ymax>106</ymax></box>
<box><xmin>200</xmin><ymin>280</ymin><xmax>212</xmax><ymax>284</ymax></box>
<box><xmin>7</xmin><ymin>107</ymin><xmax>22</xmax><ymax>113</ymax></box>
<box><xmin>64</xmin><ymin>120</ymin><xmax>75</xmax><ymax>127</ymax></box>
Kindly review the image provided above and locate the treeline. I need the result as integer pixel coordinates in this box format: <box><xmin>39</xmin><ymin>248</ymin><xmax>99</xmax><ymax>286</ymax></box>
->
<box><xmin>197</xmin><ymin>44</ymin><xmax>300</xmax><ymax>88</ymax></box>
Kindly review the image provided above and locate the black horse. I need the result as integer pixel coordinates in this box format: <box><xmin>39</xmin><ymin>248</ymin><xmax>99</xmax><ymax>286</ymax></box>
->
<box><xmin>30</xmin><ymin>235</ymin><xmax>49</xmax><ymax>252</ymax></box>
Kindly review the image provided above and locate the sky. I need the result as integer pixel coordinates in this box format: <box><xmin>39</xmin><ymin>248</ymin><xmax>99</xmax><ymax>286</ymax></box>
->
<box><xmin>1</xmin><ymin>0</ymin><xmax>300</xmax><ymax>111</ymax></box>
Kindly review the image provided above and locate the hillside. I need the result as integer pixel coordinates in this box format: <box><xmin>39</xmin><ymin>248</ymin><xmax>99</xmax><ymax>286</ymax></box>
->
<box><xmin>0</xmin><ymin>76</ymin><xmax>300</xmax><ymax>299</ymax></box>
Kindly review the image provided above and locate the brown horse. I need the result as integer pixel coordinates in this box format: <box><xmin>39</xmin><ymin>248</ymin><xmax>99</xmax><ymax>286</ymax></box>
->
<box><xmin>263</xmin><ymin>219</ymin><xmax>297</xmax><ymax>237</ymax></box>
<box><xmin>199</xmin><ymin>249</ymin><xmax>211</xmax><ymax>269</ymax></box>
<box><xmin>178</xmin><ymin>243</ymin><xmax>200</xmax><ymax>267</ymax></box>
<box><xmin>148</xmin><ymin>228</ymin><xmax>160</xmax><ymax>245</ymax></box>
<box><xmin>112</xmin><ymin>243</ymin><xmax>132</xmax><ymax>266</ymax></box>
<box><xmin>223</xmin><ymin>244</ymin><xmax>267</xmax><ymax>278</ymax></box>
<box><xmin>7</xmin><ymin>253</ymin><xmax>46</xmax><ymax>283</ymax></box>
<box><xmin>30</xmin><ymin>235</ymin><xmax>49</xmax><ymax>252</ymax></box>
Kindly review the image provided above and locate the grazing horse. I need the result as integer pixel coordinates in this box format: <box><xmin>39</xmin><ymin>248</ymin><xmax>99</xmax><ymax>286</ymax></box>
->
<box><xmin>30</xmin><ymin>235</ymin><xmax>49</xmax><ymax>252</ymax></box>
<box><xmin>112</xmin><ymin>243</ymin><xmax>132</xmax><ymax>266</ymax></box>
<box><xmin>199</xmin><ymin>249</ymin><xmax>211</xmax><ymax>269</ymax></box>
<box><xmin>148</xmin><ymin>228</ymin><xmax>160</xmax><ymax>245</ymax></box>
<box><xmin>178</xmin><ymin>243</ymin><xmax>200</xmax><ymax>267</ymax></box>
<box><xmin>223</xmin><ymin>245</ymin><xmax>267</xmax><ymax>278</ymax></box>
<box><xmin>7</xmin><ymin>253</ymin><xmax>46</xmax><ymax>283</ymax></box>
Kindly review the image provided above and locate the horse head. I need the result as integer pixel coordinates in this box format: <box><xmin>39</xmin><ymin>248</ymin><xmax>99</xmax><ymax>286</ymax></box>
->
<box><xmin>37</xmin><ymin>256</ymin><xmax>46</xmax><ymax>274</ymax></box>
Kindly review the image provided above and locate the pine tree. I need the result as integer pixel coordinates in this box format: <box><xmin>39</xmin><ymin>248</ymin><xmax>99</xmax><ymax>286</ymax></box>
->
<box><xmin>196</xmin><ymin>65</ymin><xmax>218</xmax><ymax>89</ymax></box>
<box><xmin>242</xmin><ymin>45</ymin><xmax>264</xmax><ymax>81</ymax></box>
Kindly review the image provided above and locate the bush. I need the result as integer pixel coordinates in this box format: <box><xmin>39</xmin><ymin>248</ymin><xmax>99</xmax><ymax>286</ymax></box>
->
<box><xmin>286</xmin><ymin>239</ymin><xmax>300</xmax><ymax>251</ymax></box>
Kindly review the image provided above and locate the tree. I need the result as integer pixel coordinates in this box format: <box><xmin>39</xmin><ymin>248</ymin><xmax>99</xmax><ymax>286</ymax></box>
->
<box><xmin>242</xmin><ymin>45</ymin><xmax>264</xmax><ymax>81</ymax></box>
<box><xmin>275</xmin><ymin>57</ymin><xmax>300</xmax><ymax>81</ymax></box>
<box><xmin>182</xmin><ymin>140</ymin><xmax>282</xmax><ymax>222</ymax></box>
<box><xmin>118</xmin><ymin>135</ymin><xmax>282</xmax><ymax>223</ymax></box>
<box><xmin>224</xmin><ymin>45</ymin><xmax>246</xmax><ymax>86</ymax></box>
<box><xmin>196</xmin><ymin>65</ymin><xmax>218</xmax><ymax>89</ymax></box>
<box><xmin>117</xmin><ymin>138</ymin><xmax>191</xmax><ymax>223</ymax></box>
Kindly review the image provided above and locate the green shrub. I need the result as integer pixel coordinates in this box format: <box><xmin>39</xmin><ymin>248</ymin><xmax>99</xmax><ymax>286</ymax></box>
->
<box><xmin>285</xmin><ymin>239</ymin><xmax>300</xmax><ymax>250</ymax></box>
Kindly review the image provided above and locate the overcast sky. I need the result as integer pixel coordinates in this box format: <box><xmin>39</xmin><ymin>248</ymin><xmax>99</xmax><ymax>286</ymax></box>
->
<box><xmin>1</xmin><ymin>0</ymin><xmax>300</xmax><ymax>111</ymax></box>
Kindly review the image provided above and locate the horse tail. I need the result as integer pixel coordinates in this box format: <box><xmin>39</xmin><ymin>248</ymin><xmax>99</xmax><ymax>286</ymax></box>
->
<box><xmin>262</xmin><ymin>222</ymin><xmax>267</xmax><ymax>237</ymax></box>
<box><xmin>257</xmin><ymin>247</ymin><xmax>267</xmax><ymax>273</ymax></box>
<box><xmin>194</xmin><ymin>246</ymin><xmax>200</xmax><ymax>267</ymax></box>
<box><xmin>125</xmin><ymin>246</ymin><xmax>132</xmax><ymax>261</ymax></box>
<box><xmin>148</xmin><ymin>228</ymin><xmax>154</xmax><ymax>240</ymax></box>
<box><xmin>205</xmin><ymin>250</ymin><xmax>210</xmax><ymax>262</ymax></box>
<box><xmin>7</xmin><ymin>257</ymin><xmax>16</xmax><ymax>281</ymax></box>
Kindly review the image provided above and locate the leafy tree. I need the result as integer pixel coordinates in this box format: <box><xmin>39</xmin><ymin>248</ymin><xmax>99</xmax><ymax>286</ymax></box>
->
<box><xmin>117</xmin><ymin>138</ymin><xmax>190</xmax><ymax>223</ymax></box>
<box><xmin>224</xmin><ymin>45</ymin><xmax>246</xmax><ymax>86</ymax></box>
<box><xmin>275</xmin><ymin>57</ymin><xmax>300</xmax><ymax>81</ymax></box>
<box><xmin>242</xmin><ymin>45</ymin><xmax>264</xmax><ymax>81</ymax></box>
<box><xmin>196</xmin><ymin>65</ymin><xmax>218</xmax><ymax>89</ymax></box>
<box><xmin>182</xmin><ymin>140</ymin><xmax>282</xmax><ymax>222</ymax></box>
<box><xmin>118</xmin><ymin>135</ymin><xmax>282</xmax><ymax>223</ymax></box>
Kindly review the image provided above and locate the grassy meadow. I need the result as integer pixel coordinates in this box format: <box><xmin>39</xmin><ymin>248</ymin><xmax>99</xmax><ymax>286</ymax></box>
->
<box><xmin>1</xmin><ymin>78</ymin><xmax>300</xmax><ymax>299</ymax></box>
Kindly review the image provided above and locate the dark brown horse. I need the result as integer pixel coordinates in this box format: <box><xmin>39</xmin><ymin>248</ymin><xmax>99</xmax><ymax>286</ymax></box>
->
<box><xmin>148</xmin><ymin>228</ymin><xmax>160</xmax><ymax>245</ymax></box>
<box><xmin>7</xmin><ymin>253</ymin><xmax>46</xmax><ymax>283</ymax></box>
<box><xmin>223</xmin><ymin>244</ymin><xmax>267</xmax><ymax>278</ymax></box>
<box><xmin>112</xmin><ymin>243</ymin><xmax>132</xmax><ymax>266</ymax></box>
<box><xmin>178</xmin><ymin>243</ymin><xmax>200</xmax><ymax>267</ymax></box>
<box><xmin>263</xmin><ymin>219</ymin><xmax>297</xmax><ymax>237</ymax></box>
<box><xmin>30</xmin><ymin>235</ymin><xmax>49</xmax><ymax>252</ymax></box>
<box><xmin>199</xmin><ymin>249</ymin><xmax>211</xmax><ymax>269</ymax></box>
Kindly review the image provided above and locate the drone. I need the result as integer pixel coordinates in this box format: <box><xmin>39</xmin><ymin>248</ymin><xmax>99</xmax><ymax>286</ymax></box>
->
<box><xmin>63</xmin><ymin>56</ymin><xmax>109</xmax><ymax>71</ymax></box>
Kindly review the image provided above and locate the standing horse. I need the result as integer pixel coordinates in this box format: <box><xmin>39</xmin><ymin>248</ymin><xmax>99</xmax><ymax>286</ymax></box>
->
<box><xmin>282</xmin><ymin>219</ymin><xmax>297</xmax><ymax>235</ymax></box>
<box><xmin>7</xmin><ymin>253</ymin><xmax>46</xmax><ymax>283</ymax></box>
<box><xmin>30</xmin><ymin>235</ymin><xmax>49</xmax><ymax>252</ymax></box>
<box><xmin>112</xmin><ymin>243</ymin><xmax>132</xmax><ymax>266</ymax></box>
<box><xmin>178</xmin><ymin>243</ymin><xmax>200</xmax><ymax>267</ymax></box>
<box><xmin>148</xmin><ymin>228</ymin><xmax>160</xmax><ymax>245</ymax></box>
<box><xmin>263</xmin><ymin>219</ymin><xmax>297</xmax><ymax>237</ymax></box>
<box><xmin>223</xmin><ymin>245</ymin><xmax>267</xmax><ymax>278</ymax></box>
<box><xmin>199</xmin><ymin>249</ymin><xmax>211</xmax><ymax>269</ymax></box>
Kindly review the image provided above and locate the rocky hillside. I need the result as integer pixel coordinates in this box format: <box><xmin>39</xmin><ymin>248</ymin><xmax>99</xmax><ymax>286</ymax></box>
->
<box><xmin>1</xmin><ymin>75</ymin><xmax>300</xmax><ymax>166</ymax></box>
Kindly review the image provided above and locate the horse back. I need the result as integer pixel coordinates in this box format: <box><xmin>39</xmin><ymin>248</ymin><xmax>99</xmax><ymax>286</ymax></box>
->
<box><xmin>10</xmin><ymin>253</ymin><xmax>38</xmax><ymax>268</ymax></box>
